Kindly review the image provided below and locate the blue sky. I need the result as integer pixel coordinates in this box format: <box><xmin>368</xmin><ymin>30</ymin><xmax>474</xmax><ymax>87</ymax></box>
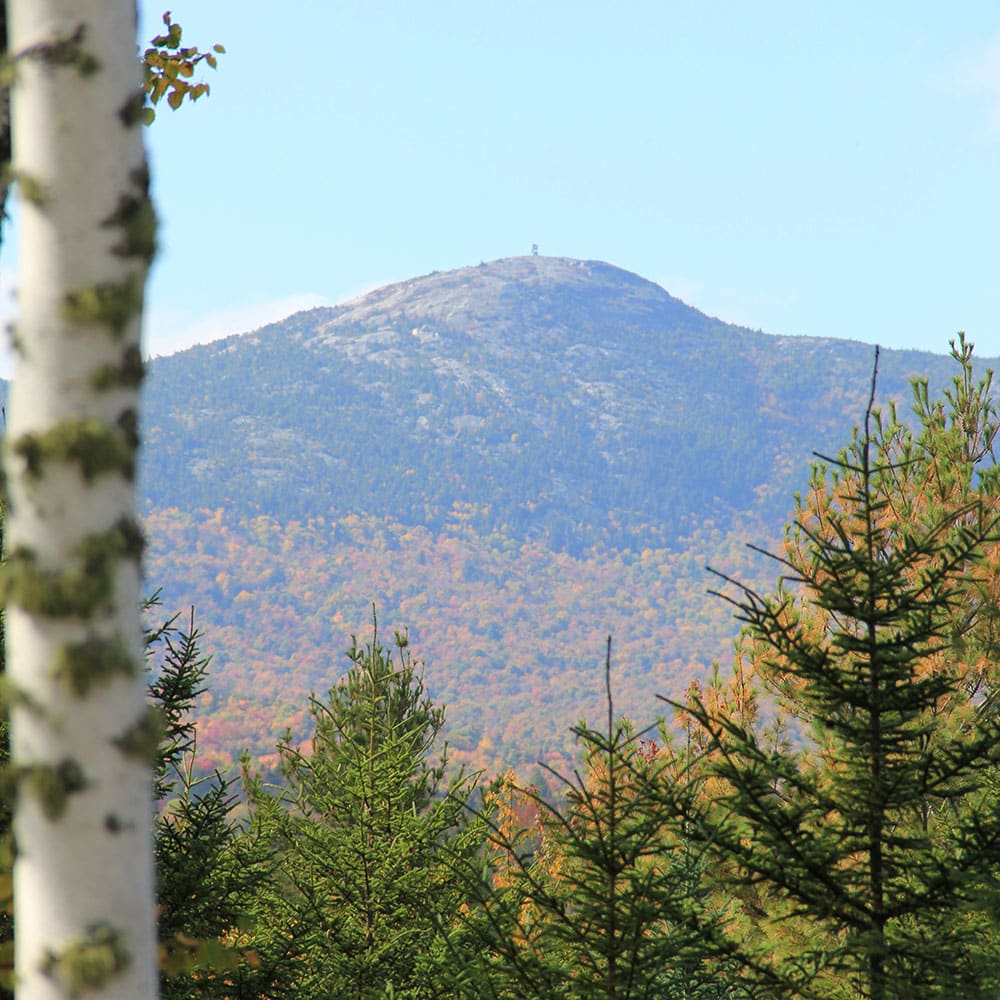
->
<box><xmin>4</xmin><ymin>3</ymin><xmax>1000</xmax><ymax>364</ymax></box>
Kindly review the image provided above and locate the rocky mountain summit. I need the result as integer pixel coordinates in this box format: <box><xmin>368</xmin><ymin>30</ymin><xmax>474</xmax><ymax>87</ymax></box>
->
<box><xmin>142</xmin><ymin>256</ymin><xmax>962</xmax><ymax>552</ymax></box>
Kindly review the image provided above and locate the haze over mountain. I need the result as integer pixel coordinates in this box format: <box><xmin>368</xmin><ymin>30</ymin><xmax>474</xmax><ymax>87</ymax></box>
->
<box><xmin>139</xmin><ymin>257</ymin><xmax>995</xmax><ymax>777</ymax></box>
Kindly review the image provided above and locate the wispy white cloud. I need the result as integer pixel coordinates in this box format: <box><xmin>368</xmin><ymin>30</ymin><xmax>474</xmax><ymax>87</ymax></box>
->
<box><xmin>655</xmin><ymin>275</ymin><xmax>704</xmax><ymax>308</ymax></box>
<box><xmin>947</xmin><ymin>32</ymin><xmax>1000</xmax><ymax>132</ymax></box>
<box><xmin>142</xmin><ymin>292</ymin><xmax>333</xmax><ymax>359</ymax></box>
<box><xmin>0</xmin><ymin>280</ymin><xmax>390</xmax><ymax>379</ymax></box>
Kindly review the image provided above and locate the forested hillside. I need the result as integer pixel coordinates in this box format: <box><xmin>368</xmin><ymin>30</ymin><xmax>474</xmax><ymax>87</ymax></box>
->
<box><xmin>143</xmin><ymin>336</ymin><xmax>1000</xmax><ymax>998</ymax></box>
<box><xmin>142</xmin><ymin>257</ymin><xmax>954</xmax><ymax>548</ymax></box>
<box><xmin>143</xmin><ymin>502</ymin><xmax>776</xmax><ymax>781</ymax></box>
<box><xmin>137</xmin><ymin>257</ymin><xmax>997</xmax><ymax>775</ymax></box>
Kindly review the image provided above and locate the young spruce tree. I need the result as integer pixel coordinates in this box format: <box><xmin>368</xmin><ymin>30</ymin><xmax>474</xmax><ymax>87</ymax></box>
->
<box><xmin>462</xmin><ymin>640</ymin><xmax>746</xmax><ymax>1000</ymax></box>
<box><xmin>147</xmin><ymin>603</ymin><xmax>268</xmax><ymax>1000</ymax></box>
<box><xmin>241</xmin><ymin>612</ymin><xmax>484</xmax><ymax>1000</ymax></box>
<box><xmin>668</xmin><ymin>340</ymin><xmax>1000</xmax><ymax>1000</ymax></box>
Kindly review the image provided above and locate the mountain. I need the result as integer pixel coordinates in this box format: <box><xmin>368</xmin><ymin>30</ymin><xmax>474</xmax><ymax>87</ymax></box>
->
<box><xmin>138</xmin><ymin>257</ymin><xmax>994</xmax><ymax>779</ymax></box>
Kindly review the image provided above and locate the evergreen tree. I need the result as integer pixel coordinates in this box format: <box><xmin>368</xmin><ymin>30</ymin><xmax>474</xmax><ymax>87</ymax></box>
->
<box><xmin>462</xmin><ymin>640</ymin><xmax>747</xmax><ymax>1000</ymax></box>
<box><xmin>146</xmin><ymin>602</ymin><xmax>267</xmax><ymax>1000</ymax></box>
<box><xmin>666</xmin><ymin>342</ymin><xmax>1000</xmax><ymax>999</ymax></box>
<box><xmin>240</xmin><ymin>612</ymin><xmax>484</xmax><ymax>1000</ymax></box>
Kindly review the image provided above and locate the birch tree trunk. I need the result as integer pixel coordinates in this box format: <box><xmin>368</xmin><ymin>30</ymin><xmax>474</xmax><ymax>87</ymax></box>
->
<box><xmin>4</xmin><ymin>2</ymin><xmax>157</xmax><ymax>997</ymax></box>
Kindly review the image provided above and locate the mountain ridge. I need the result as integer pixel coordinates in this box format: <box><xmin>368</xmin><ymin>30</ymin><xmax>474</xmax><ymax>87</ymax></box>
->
<box><xmin>142</xmin><ymin>256</ymin><xmax>966</xmax><ymax>549</ymax></box>
<box><xmin>138</xmin><ymin>256</ymin><xmax>995</xmax><ymax>776</ymax></box>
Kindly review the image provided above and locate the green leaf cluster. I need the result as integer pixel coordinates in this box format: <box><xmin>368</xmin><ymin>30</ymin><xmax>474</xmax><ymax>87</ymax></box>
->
<box><xmin>143</xmin><ymin>11</ymin><xmax>224</xmax><ymax>122</ymax></box>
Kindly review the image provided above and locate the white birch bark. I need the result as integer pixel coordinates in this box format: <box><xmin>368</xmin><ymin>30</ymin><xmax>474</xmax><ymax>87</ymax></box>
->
<box><xmin>5</xmin><ymin>2</ymin><xmax>157</xmax><ymax>997</ymax></box>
